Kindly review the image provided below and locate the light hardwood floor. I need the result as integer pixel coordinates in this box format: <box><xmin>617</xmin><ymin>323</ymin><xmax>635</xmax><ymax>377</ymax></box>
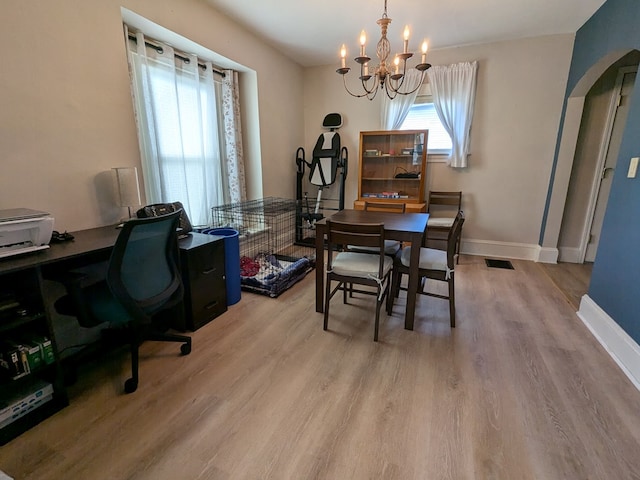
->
<box><xmin>1</xmin><ymin>255</ymin><xmax>639</xmax><ymax>479</ymax></box>
<box><xmin>540</xmin><ymin>261</ymin><xmax>593</xmax><ymax>310</ymax></box>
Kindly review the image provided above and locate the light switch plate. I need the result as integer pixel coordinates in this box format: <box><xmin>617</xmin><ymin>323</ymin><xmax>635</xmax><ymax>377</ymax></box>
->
<box><xmin>628</xmin><ymin>157</ymin><xmax>639</xmax><ymax>178</ymax></box>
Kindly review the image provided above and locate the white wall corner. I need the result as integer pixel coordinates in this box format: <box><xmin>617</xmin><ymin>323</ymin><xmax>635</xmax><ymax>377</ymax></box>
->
<box><xmin>577</xmin><ymin>295</ymin><xmax>640</xmax><ymax>392</ymax></box>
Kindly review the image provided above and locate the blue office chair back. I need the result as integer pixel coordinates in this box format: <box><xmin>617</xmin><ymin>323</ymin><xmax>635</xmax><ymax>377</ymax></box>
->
<box><xmin>107</xmin><ymin>210</ymin><xmax>183</xmax><ymax>320</ymax></box>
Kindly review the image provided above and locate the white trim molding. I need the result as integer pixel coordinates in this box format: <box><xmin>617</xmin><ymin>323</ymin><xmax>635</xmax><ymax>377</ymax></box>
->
<box><xmin>461</xmin><ymin>239</ymin><xmax>554</xmax><ymax>263</ymax></box>
<box><xmin>578</xmin><ymin>295</ymin><xmax>640</xmax><ymax>391</ymax></box>
<box><xmin>558</xmin><ymin>246</ymin><xmax>581</xmax><ymax>263</ymax></box>
<box><xmin>536</xmin><ymin>245</ymin><xmax>559</xmax><ymax>264</ymax></box>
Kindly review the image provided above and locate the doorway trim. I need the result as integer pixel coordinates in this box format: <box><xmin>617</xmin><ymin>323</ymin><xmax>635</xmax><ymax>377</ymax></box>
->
<box><xmin>577</xmin><ymin>66</ymin><xmax>637</xmax><ymax>263</ymax></box>
<box><xmin>541</xmin><ymin>49</ymin><xmax>634</xmax><ymax>260</ymax></box>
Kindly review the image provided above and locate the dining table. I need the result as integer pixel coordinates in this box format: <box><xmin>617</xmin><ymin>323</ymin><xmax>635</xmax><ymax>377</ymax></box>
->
<box><xmin>314</xmin><ymin>209</ymin><xmax>429</xmax><ymax>331</ymax></box>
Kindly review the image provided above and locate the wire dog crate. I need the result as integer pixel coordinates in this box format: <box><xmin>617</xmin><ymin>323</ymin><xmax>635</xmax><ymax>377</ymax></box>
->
<box><xmin>210</xmin><ymin>197</ymin><xmax>298</xmax><ymax>259</ymax></box>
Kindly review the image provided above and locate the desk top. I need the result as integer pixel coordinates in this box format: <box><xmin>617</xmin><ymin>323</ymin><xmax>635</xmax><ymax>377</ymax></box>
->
<box><xmin>0</xmin><ymin>225</ymin><xmax>221</xmax><ymax>276</ymax></box>
<box><xmin>0</xmin><ymin>225</ymin><xmax>120</xmax><ymax>275</ymax></box>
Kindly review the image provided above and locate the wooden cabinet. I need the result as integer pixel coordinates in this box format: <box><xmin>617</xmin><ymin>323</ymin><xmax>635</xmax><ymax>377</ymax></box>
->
<box><xmin>176</xmin><ymin>233</ymin><xmax>227</xmax><ymax>332</ymax></box>
<box><xmin>0</xmin><ymin>268</ymin><xmax>68</xmax><ymax>445</ymax></box>
<box><xmin>356</xmin><ymin>129</ymin><xmax>428</xmax><ymax>211</ymax></box>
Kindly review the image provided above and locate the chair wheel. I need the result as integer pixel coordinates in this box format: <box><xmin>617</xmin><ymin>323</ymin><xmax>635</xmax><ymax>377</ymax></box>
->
<box><xmin>181</xmin><ymin>343</ymin><xmax>191</xmax><ymax>355</ymax></box>
<box><xmin>124</xmin><ymin>378</ymin><xmax>138</xmax><ymax>394</ymax></box>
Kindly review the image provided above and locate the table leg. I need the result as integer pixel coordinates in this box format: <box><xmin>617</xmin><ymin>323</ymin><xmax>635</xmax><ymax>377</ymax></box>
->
<box><xmin>404</xmin><ymin>231</ymin><xmax>421</xmax><ymax>330</ymax></box>
<box><xmin>315</xmin><ymin>226</ymin><xmax>325</xmax><ymax>313</ymax></box>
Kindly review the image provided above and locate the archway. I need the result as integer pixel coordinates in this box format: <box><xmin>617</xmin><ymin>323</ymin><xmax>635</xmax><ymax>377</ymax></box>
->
<box><xmin>541</xmin><ymin>49</ymin><xmax>636</xmax><ymax>260</ymax></box>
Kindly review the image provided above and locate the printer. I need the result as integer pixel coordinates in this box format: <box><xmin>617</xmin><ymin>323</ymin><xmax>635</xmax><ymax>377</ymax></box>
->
<box><xmin>0</xmin><ymin>209</ymin><xmax>55</xmax><ymax>259</ymax></box>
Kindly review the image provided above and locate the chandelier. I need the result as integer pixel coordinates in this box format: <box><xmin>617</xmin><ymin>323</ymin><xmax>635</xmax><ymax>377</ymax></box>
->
<box><xmin>336</xmin><ymin>0</ymin><xmax>431</xmax><ymax>100</ymax></box>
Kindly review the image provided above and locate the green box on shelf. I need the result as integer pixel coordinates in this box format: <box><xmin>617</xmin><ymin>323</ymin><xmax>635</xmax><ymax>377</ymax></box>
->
<box><xmin>21</xmin><ymin>342</ymin><xmax>43</xmax><ymax>372</ymax></box>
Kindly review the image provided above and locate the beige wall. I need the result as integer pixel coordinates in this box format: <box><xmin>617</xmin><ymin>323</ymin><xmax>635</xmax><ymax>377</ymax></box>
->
<box><xmin>303</xmin><ymin>35</ymin><xmax>575</xmax><ymax>250</ymax></box>
<box><xmin>0</xmin><ymin>1</ymin><xmax>575</xmax><ymax>252</ymax></box>
<box><xmin>0</xmin><ymin>0</ymin><xmax>303</xmax><ymax>231</ymax></box>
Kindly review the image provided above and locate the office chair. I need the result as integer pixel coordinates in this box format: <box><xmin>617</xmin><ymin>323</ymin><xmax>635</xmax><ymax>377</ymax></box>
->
<box><xmin>324</xmin><ymin>219</ymin><xmax>393</xmax><ymax>341</ymax></box>
<box><xmin>389</xmin><ymin>211</ymin><xmax>465</xmax><ymax>327</ymax></box>
<box><xmin>426</xmin><ymin>191</ymin><xmax>463</xmax><ymax>262</ymax></box>
<box><xmin>54</xmin><ymin>210</ymin><xmax>191</xmax><ymax>393</ymax></box>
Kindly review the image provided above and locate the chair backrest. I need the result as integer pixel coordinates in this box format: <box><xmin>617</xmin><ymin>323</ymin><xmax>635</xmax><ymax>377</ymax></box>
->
<box><xmin>107</xmin><ymin>210</ymin><xmax>183</xmax><ymax>320</ymax></box>
<box><xmin>363</xmin><ymin>201</ymin><xmax>406</xmax><ymax>214</ymax></box>
<box><xmin>325</xmin><ymin>219</ymin><xmax>386</xmax><ymax>275</ymax></box>
<box><xmin>446</xmin><ymin>211</ymin><xmax>465</xmax><ymax>266</ymax></box>
<box><xmin>427</xmin><ymin>191</ymin><xmax>462</xmax><ymax>216</ymax></box>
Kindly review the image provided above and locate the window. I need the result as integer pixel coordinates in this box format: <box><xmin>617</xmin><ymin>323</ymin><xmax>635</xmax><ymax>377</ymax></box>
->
<box><xmin>126</xmin><ymin>30</ymin><xmax>237</xmax><ymax>227</ymax></box>
<box><xmin>145</xmin><ymin>63</ymin><xmax>226</xmax><ymax>221</ymax></box>
<box><xmin>399</xmin><ymin>85</ymin><xmax>452</xmax><ymax>155</ymax></box>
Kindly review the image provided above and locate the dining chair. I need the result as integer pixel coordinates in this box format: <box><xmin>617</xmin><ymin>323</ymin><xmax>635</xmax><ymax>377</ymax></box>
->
<box><xmin>324</xmin><ymin>219</ymin><xmax>393</xmax><ymax>341</ymax></box>
<box><xmin>348</xmin><ymin>201</ymin><xmax>406</xmax><ymax>255</ymax></box>
<box><xmin>54</xmin><ymin>210</ymin><xmax>191</xmax><ymax>393</ymax></box>
<box><xmin>389</xmin><ymin>210</ymin><xmax>465</xmax><ymax>327</ymax></box>
<box><xmin>426</xmin><ymin>191</ymin><xmax>463</xmax><ymax>263</ymax></box>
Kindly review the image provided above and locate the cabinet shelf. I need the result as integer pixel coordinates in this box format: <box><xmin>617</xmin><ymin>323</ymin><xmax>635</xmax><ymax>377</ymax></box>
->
<box><xmin>363</xmin><ymin>154</ymin><xmax>419</xmax><ymax>158</ymax></box>
<box><xmin>362</xmin><ymin>177</ymin><xmax>421</xmax><ymax>181</ymax></box>
<box><xmin>0</xmin><ymin>312</ymin><xmax>46</xmax><ymax>334</ymax></box>
<box><xmin>0</xmin><ymin>268</ymin><xmax>68</xmax><ymax>445</ymax></box>
<box><xmin>357</xmin><ymin>129</ymin><xmax>428</xmax><ymax>209</ymax></box>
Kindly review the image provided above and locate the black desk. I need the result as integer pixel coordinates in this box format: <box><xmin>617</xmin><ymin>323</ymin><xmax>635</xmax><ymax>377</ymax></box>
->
<box><xmin>0</xmin><ymin>225</ymin><xmax>226</xmax><ymax>444</ymax></box>
<box><xmin>0</xmin><ymin>224</ymin><xmax>120</xmax><ymax>275</ymax></box>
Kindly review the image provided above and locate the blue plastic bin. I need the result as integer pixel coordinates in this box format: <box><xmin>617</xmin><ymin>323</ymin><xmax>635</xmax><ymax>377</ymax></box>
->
<box><xmin>203</xmin><ymin>227</ymin><xmax>241</xmax><ymax>305</ymax></box>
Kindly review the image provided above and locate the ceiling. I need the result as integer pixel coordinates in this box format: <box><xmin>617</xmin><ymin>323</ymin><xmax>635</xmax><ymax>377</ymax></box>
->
<box><xmin>205</xmin><ymin>0</ymin><xmax>606</xmax><ymax>67</ymax></box>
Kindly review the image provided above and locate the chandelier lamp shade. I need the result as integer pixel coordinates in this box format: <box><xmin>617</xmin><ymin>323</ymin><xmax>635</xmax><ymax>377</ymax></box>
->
<box><xmin>336</xmin><ymin>0</ymin><xmax>431</xmax><ymax>100</ymax></box>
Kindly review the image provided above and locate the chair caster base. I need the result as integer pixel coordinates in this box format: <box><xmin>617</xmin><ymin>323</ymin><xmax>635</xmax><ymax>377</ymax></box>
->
<box><xmin>181</xmin><ymin>342</ymin><xmax>192</xmax><ymax>355</ymax></box>
<box><xmin>124</xmin><ymin>378</ymin><xmax>138</xmax><ymax>394</ymax></box>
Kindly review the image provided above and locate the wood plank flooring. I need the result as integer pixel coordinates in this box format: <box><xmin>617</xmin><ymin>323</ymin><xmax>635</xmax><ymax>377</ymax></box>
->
<box><xmin>1</xmin><ymin>255</ymin><xmax>639</xmax><ymax>480</ymax></box>
<box><xmin>539</xmin><ymin>261</ymin><xmax>593</xmax><ymax>310</ymax></box>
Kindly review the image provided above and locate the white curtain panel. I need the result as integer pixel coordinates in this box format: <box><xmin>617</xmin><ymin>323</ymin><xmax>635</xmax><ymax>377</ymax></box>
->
<box><xmin>380</xmin><ymin>69</ymin><xmax>423</xmax><ymax>130</ymax></box>
<box><xmin>222</xmin><ymin>70</ymin><xmax>247</xmax><ymax>204</ymax></box>
<box><xmin>427</xmin><ymin>61</ymin><xmax>478</xmax><ymax>168</ymax></box>
<box><xmin>126</xmin><ymin>29</ymin><xmax>228</xmax><ymax>226</ymax></box>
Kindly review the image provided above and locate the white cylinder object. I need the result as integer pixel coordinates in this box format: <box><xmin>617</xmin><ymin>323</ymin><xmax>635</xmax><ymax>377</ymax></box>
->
<box><xmin>112</xmin><ymin>167</ymin><xmax>141</xmax><ymax>208</ymax></box>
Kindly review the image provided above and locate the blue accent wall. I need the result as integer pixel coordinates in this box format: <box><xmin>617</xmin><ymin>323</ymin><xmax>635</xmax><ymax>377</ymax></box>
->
<box><xmin>562</xmin><ymin>0</ymin><xmax>640</xmax><ymax>342</ymax></box>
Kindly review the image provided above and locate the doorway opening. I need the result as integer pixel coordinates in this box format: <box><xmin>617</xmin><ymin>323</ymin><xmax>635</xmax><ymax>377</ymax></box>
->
<box><xmin>543</xmin><ymin>50</ymin><xmax>640</xmax><ymax>303</ymax></box>
<box><xmin>558</xmin><ymin>52</ymin><xmax>639</xmax><ymax>264</ymax></box>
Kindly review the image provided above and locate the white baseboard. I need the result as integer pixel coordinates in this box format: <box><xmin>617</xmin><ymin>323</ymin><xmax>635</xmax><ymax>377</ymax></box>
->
<box><xmin>461</xmin><ymin>238</ymin><xmax>549</xmax><ymax>262</ymax></box>
<box><xmin>558</xmin><ymin>246</ymin><xmax>581</xmax><ymax>263</ymax></box>
<box><xmin>536</xmin><ymin>246</ymin><xmax>559</xmax><ymax>264</ymax></box>
<box><xmin>577</xmin><ymin>295</ymin><xmax>640</xmax><ymax>391</ymax></box>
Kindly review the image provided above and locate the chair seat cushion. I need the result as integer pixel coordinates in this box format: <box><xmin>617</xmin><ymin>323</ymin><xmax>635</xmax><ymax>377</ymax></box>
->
<box><xmin>331</xmin><ymin>252</ymin><xmax>393</xmax><ymax>279</ymax></box>
<box><xmin>347</xmin><ymin>240</ymin><xmax>401</xmax><ymax>255</ymax></box>
<box><xmin>427</xmin><ymin>217</ymin><xmax>455</xmax><ymax>228</ymax></box>
<box><xmin>400</xmin><ymin>246</ymin><xmax>447</xmax><ymax>271</ymax></box>
<box><xmin>84</xmin><ymin>281</ymin><xmax>132</xmax><ymax>326</ymax></box>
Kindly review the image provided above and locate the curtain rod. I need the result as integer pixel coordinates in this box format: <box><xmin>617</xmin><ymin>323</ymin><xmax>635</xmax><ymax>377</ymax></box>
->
<box><xmin>127</xmin><ymin>34</ymin><xmax>226</xmax><ymax>77</ymax></box>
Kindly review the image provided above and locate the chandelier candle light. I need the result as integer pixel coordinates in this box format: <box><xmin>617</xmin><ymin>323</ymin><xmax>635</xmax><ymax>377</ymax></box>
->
<box><xmin>336</xmin><ymin>0</ymin><xmax>431</xmax><ymax>100</ymax></box>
